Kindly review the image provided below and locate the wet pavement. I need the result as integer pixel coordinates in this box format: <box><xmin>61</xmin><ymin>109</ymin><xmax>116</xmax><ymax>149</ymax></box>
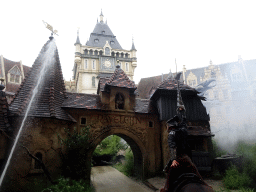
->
<box><xmin>91</xmin><ymin>166</ymin><xmax>154</xmax><ymax>192</ymax></box>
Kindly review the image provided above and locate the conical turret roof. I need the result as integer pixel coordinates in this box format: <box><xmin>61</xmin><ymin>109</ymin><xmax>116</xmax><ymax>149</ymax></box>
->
<box><xmin>104</xmin><ymin>65</ymin><xmax>136</xmax><ymax>91</ymax></box>
<box><xmin>9</xmin><ymin>38</ymin><xmax>75</xmax><ymax>122</ymax></box>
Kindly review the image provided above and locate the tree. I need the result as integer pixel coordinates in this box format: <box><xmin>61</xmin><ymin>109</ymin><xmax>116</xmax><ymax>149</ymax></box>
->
<box><xmin>93</xmin><ymin>135</ymin><xmax>127</xmax><ymax>156</ymax></box>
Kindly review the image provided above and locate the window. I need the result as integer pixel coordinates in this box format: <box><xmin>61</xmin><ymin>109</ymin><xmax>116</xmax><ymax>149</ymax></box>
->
<box><xmin>10</xmin><ymin>74</ymin><xmax>15</xmax><ymax>82</ymax></box>
<box><xmin>34</xmin><ymin>152</ymin><xmax>43</xmax><ymax>169</ymax></box>
<box><xmin>92</xmin><ymin>60</ymin><xmax>96</xmax><ymax>69</ymax></box>
<box><xmin>115</xmin><ymin>93</ymin><xmax>124</xmax><ymax>109</ymax></box>
<box><xmin>125</xmin><ymin>63</ymin><xmax>129</xmax><ymax>71</ymax></box>
<box><xmin>102</xmin><ymin>31</ymin><xmax>105</xmax><ymax>34</ymax></box>
<box><xmin>149</xmin><ymin>121</ymin><xmax>154</xmax><ymax>128</ymax></box>
<box><xmin>110</xmin><ymin>41</ymin><xmax>115</xmax><ymax>45</ymax></box>
<box><xmin>89</xmin><ymin>50</ymin><xmax>93</xmax><ymax>55</ymax></box>
<box><xmin>188</xmin><ymin>80</ymin><xmax>196</xmax><ymax>87</ymax></box>
<box><xmin>81</xmin><ymin>117</ymin><xmax>86</xmax><ymax>125</ymax></box>
<box><xmin>84</xmin><ymin>60</ymin><xmax>88</xmax><ymax>69</ymax></box>
<box><xmin>92</xmin><ymin>76</ymin><xmax>95</xmax><ymax>87</ymax></box>
<box><xmin>105</xmin><ymin>47</ymin><xmax>110</xmax><ymax>56</ymax></box>
<box><xmin>94</xmin><ymin>39</ymin><xmax>99</xmax><ymax>43</ymax></box>
<box><xmin>84</xmin><ymin>49</ymin><xmax>88</xmax><ymax>55</ymax></box>
<box><xmin>10</xmin><ymin>74</ymin><xmax>20</xmax><ymax>84</ymax></box>
<box><xmin>15</xmin><ymin>75</ymin><xmax>20</xmax><ymax>83</ymax></box>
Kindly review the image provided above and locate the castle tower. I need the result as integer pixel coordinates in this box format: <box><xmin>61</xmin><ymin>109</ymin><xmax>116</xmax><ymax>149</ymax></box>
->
<box><xmin>72</xmin><ymin>11</ymin><xmax>137</xmax><ymax>94</ymax></box>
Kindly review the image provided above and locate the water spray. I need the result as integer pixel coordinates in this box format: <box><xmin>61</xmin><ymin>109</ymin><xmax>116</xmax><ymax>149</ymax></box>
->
<box><xmin>0</xmin><ymin>22</ymin><xmax>58</xmax><ymax>188</ymax></box>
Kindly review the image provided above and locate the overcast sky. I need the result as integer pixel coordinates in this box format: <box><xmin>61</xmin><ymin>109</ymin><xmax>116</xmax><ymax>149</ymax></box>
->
<box><xmin>1</xmin><ymin>0</ymin><xmax>256</xmax><ymax>84</ymax></box>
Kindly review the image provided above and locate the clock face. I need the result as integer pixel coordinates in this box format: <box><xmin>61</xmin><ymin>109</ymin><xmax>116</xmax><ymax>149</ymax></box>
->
<box><xmin>104</xmin><ymin>60</ymin><xmax>111</xmax><ymax>68</ymax></box>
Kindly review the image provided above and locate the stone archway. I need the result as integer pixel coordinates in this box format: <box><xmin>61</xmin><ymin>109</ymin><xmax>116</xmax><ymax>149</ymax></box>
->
<box><xmin>87</xmin><ymin>127</ymin><xmax>148</xmax><ymax>181</ymax></box>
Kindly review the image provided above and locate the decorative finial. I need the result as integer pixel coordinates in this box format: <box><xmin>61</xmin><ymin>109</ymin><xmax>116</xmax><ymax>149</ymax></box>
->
<box><xmin>131</xmin><ymin>35</ymin><xmax>136</xmax><ymax>50</ymax></box>
<box><xmin>75</xmin><ymin>27</ymin><xmax>81</xmax><ymax>45</ymax></box>
<box><xmin>43</xmin><ymin>20</ymin><xmax>58</xmax><ymax>40</ymax></box>
<box><xmin>100</xmin><ymin>9</ymin><xmax>104</xmax><ymax>23</ymax></box>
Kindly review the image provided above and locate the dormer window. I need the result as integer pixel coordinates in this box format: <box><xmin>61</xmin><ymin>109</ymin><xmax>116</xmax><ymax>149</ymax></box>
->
<box><xmin>102</xmin><ymin>31</ymin><xmax>105</xmax><ymax>34</ymax></box>
<box><xmin>110</xmin><ymin>41</ymin><xmax>115</xmax><ymax>45</ymax></box>
<box><xmin>94</xmin><ymin>39</ymin><xmax>99</xmax><ymax>43</ymax></box>
<box><xmin>105</xmin><ymin>47</ymin><xmax>110</xmax><ymax>56</ymax></box>
<box><xmin>9</xmin><ymin>66</ymin><xmax>22</xmax><ymax>84</ymax></box>
<box><xmin>115</xmin><ymin>93</ymin><xmax>124</xmax><ymax>109</ymax></box>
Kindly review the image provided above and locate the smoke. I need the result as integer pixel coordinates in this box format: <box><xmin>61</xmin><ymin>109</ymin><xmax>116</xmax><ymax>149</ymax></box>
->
<box><xmin>200</xmin><ymin>61</ymin><xmax>256</xmax><ymax>152</ymax></box>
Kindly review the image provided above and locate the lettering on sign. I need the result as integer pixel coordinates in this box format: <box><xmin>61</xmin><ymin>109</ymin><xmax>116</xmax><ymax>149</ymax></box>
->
<box><xmin>91</xmin><ymin>115</ymin><xmax>142</xmax><ymax>126</ymax></box>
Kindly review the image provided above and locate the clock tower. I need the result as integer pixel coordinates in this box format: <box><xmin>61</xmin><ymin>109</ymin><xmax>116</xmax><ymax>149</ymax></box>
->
<box><xmin>71</xmin><ymin>11</ymin><xmax>137</xmax><ymax>94</ymax></box>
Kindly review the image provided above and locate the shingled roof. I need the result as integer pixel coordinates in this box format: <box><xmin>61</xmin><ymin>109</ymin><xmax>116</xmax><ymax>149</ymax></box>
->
<box><xmin>9</xmin><ymin>38</ymin><xmax>75</xmax><ymax>122</ymax></box>
<box><xmin>104</xmin><ymin>65</ymin><xmax>137</xmax><ymax>92</ymax></box>
<box><xmin>157</xmin><ymin>78</ymin><xmax>193</xmax><ymax>91</ymax></box>
<box><xmin>62</xmin><ymin>92</ymin><xmax>104</xmax><ymax>110</ymax></box>
<box><xmin>150</xmin><ymin>76</ymin><xmax>201</xmax><ymax>101</ymax></box>
<box><xmin>62</xmin><ymin>92</ymin><xmax>154</xmax><ymax>114</ymax></box>
<box><xmin>0</xmin><ymin>85</ymin><xmax>11</xmax><ymax>131</ymax></box>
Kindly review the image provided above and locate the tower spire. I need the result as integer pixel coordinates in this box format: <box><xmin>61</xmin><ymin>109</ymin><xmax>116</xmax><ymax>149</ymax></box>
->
<box><xmin>131</xmin><ymin>36</ymin><xmax>136</xmax><ymax>50</ymax></box>
<box><xmin>75</xmin><ymin>28</ymin><xmax>81</xmax><ymax>45</ymax></box>
<box><xmin>100</xmin><ymin>9</ymin><xmax>104</xmax><ymax>23</ymax></box>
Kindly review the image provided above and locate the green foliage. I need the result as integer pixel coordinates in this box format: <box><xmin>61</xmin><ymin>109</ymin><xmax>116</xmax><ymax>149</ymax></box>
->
<box><xmin>93</xmin><ymin>135</ymin><xmax>127</xmax><ymax>156</ymax></box>
<box><xmin>235</xmin><ymin>141</ymin><xmax>256</xmax><ymax>182</ymax></box>
<box><xmin>59</xmin><ymin>126</ymin><xmax>91</xmax><ymax>180</ymax></box>
<box><xmin>42</xmin><ymin>178</ymin><xmax>92</xmax><ymax>192</ymax></box>
<box><xmin>212</xmin><ymin>139</ymin><xmax>227</xmax><ymax>158</ymax></box>
<box><xmin>114</xmin><ymin>148</ymin><xmax>134</xmax><ymax>176</ymax></box>
<box><xmin>223</xmin><ymin>165</ymin><xmax>252</xmax><ymax>190</ymax></box>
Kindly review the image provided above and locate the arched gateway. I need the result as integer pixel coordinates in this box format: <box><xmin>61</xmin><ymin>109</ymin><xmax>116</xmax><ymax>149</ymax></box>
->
<box><xmin>62</xmin><ymin>65</ymin><xmax>162</xmax><ymax>180</ymax></box>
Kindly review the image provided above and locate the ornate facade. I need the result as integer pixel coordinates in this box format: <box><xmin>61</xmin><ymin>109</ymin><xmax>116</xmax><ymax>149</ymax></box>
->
<box><xmin>66</xmin><ymin>11</ymin><xmax>137</xmax><ymax>94</ymax></box>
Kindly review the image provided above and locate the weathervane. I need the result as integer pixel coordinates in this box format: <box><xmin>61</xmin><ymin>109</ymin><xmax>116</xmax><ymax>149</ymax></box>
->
<box><xmin>42</xmin><ymin>20</ymin><xmax>59</xmax><ymax>37</ymax></box>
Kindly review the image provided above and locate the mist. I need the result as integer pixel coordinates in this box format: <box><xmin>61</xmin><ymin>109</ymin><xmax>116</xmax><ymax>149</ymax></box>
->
<box><xmin>195</xmin><ymin>58</ymin><xmax>256</xmax><ymax>152</ymax></box>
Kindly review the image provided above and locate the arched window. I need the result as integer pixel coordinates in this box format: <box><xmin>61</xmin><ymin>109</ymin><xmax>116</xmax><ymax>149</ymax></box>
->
<box><xmin>89</xmin><ymin>49</ymin><xmax>93</xmax><ymax>55</ymax></box>
<box><xmin>92</xmin><ymin>76</ymin><xmax>95</xmax><ymax>87</ymax></box>
<box><xmin>94</xmin><ymin>50</ymin><xmax>98</xmax><ymax>55</ymax></box>
<box><xmin>34</xmin><ymin>152</ymin><xmax>43</xmax><ymax>169</ymax></box>
<box><xmin>99</xmin><ymin>50</ymin><xmax>103</xmax><ymax>56</ymax></box>
<box><xmin>116</xmin><ymin>52</ymin><xmax>119</xmax><ymax>58</ymax></box>
<box><xmin>84</xmin><ymin>49</ymin><xmax>88</xmax><ymax>55</ymax></box>
<box><xmin>111</xmin><ymin>52</ymin><xmax>115</xmax><ymax>57</ymax></box>
<box><xmin>115</xmin><ymin>93</ymin><xmax>125</xmax><ymax>109</ymax></box>
<box><xmin>121</xmin><ymin>53</ymin><xmax>124</xmax><ymax>58</ymax></box>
